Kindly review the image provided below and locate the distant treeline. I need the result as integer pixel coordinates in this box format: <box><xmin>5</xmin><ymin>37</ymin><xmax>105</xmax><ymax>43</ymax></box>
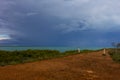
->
<box><xmin>0</xmin><ymin>49</ymin><xmax>95</xmax><ymax>66</ymax></box>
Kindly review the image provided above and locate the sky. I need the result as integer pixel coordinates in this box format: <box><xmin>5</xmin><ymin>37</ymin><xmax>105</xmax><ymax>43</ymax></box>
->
<box><xmin>0</xmin><ymin>0</ymin><xmax>120</xmax><ymax>47</ymax></box>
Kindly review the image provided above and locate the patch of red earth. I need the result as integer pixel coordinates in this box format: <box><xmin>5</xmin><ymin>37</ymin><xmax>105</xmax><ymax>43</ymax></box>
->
<box><xmin>0</xmin><ymin>50</ymin><xmax>120</xmax><ymax>80</ymax></box>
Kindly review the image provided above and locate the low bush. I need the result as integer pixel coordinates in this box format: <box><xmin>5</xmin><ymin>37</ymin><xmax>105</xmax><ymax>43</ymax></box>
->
<box><xmin>108</xmin><ymin>49</ymin><xmax>120</xmax><ymax>63</ymax></box>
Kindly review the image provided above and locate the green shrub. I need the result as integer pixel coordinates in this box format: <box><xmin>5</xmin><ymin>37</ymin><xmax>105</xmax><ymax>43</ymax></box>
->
<box><xmin>108</xmin><ymin>49</ymin><xmax>120</xmax><ymax>63</ymax></box>
<box><xmin>0</xmin><ymin>49</ymin><xmax>97</xmax><ymax>66</ymax></box>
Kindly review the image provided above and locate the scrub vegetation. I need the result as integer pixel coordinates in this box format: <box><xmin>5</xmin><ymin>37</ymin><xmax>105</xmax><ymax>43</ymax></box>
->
<box><xmin>109</xmin><ymin>48</ymin><xmax>120</xmax><ymax>63</ymax></box>
<box><xmin>0</xmin><ymin>49</ymin><xmax>96</xmax><ymax>66</ymax></box>
<box><xmin>108</xmin><ymin>42</ymin><xmax>120</xmax><ymax>63</ymax></box>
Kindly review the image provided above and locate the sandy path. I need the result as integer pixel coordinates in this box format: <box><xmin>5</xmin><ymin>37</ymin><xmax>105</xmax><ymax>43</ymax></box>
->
<box><xmin>0</xmin><ymin>50</ymin><xmax>120</xmax><ymax>80</ymax></box>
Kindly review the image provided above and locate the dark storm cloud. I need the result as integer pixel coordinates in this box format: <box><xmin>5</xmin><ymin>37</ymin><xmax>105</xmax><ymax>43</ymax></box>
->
<box><xmin>1</xmin><ymin>0</ymin><xmax>120</xmax><ymax>46</ymax></box>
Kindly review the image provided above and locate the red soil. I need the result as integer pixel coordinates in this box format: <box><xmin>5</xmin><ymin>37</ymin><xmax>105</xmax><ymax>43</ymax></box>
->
<box><xmin>0</xmin><ymin>50</ymin><xmax>120</xmax><ymax>80</ymax></box>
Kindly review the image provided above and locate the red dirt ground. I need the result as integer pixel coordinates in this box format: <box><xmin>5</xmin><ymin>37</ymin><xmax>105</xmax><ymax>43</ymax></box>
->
<box><xmin>0</xmin><ymin>50</ymin><xmax>120</xmax><ymax>80</ymax></box>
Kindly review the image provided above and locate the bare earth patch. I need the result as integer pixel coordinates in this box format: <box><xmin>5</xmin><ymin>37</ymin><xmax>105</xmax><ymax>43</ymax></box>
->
<box><xmin>0</xmin><ymin>50</ymin><xmax>120</xmax><ymax>80</ymax></box>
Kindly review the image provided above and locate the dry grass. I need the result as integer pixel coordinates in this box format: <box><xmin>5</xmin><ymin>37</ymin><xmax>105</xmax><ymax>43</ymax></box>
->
<box><xmin>0</xmin><ymin>50</ymin><xmax>120</xmax><ymax>80</ymax></box>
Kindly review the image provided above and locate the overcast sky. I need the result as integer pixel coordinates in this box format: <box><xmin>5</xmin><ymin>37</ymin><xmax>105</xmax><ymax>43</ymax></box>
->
<box><xmin>0</xmin><ymin>0</ymin><xmax>120</xmax><ymax>47</ymax></box>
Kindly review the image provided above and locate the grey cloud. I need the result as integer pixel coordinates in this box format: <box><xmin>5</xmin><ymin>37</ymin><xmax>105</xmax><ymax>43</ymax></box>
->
<box><xmin>0</xmin><ymin>0</ymin><xmax>17</xmax><ymax>36</ymax></box>
<box><xmin>0</xmin><ymin>19</ymin><xmax>14</xmax><ymax>35</ymax></box>
<box><xmin>14</xmin><ymin>0</ymin><xmax>120</xmax><ymax>32</ymax></box>
<box><xmin>1</xmin><ymin>0</ymin><xmax>120</xmax><ymax>46</ymax></box>
<box><xmin>56</xmin><ymin>20</ymin><xmax>89</xmax><ymax>33</ymax></box>
<box><xmin>26</xmin><ymin>12</ymin><xmax>39</xmax><ymax>16</ymax></box>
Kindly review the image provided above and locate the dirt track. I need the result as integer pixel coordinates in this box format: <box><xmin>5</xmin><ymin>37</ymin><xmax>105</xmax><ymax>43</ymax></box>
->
<box><xmin>0</xmin><ymin>50</ymin><xmax>120</xmax><ymax>80</ymax></box>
